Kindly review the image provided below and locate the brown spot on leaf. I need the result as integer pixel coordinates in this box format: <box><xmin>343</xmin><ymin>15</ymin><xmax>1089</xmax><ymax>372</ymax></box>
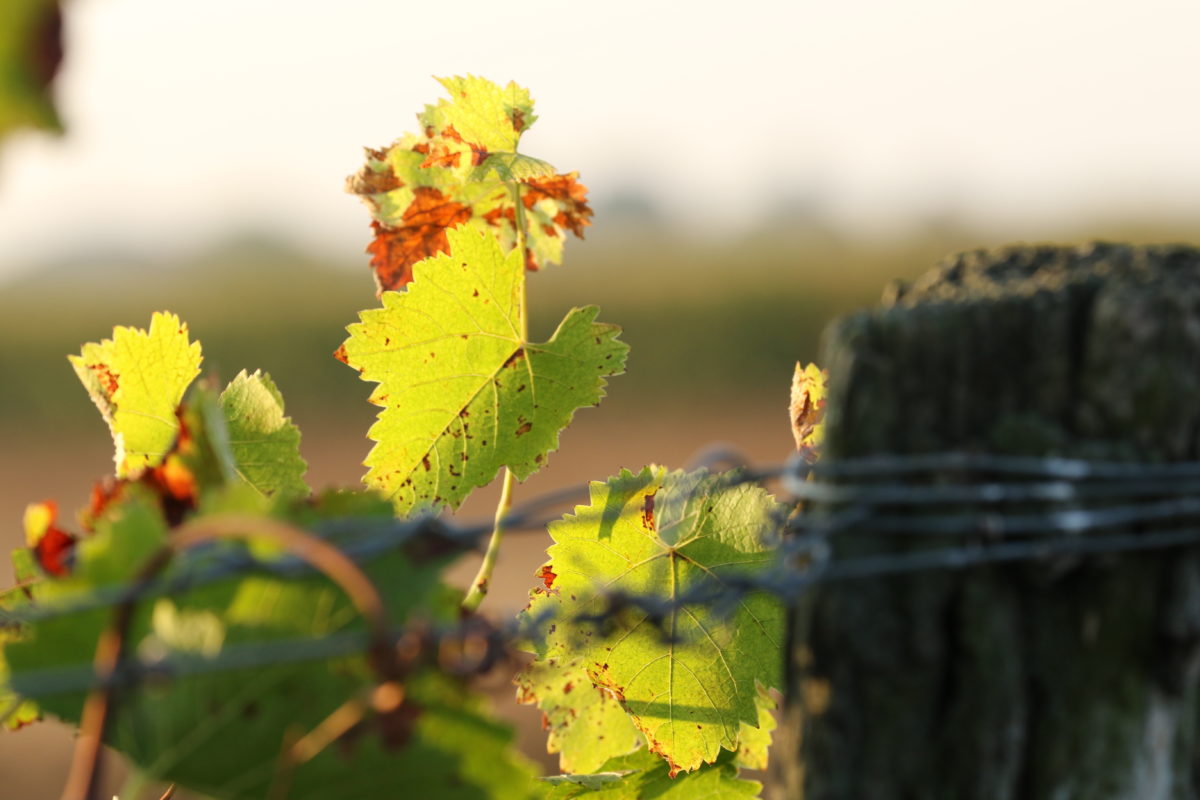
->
<box><xmin>333</xmin><ymin>344</ymin><xmax>349</xmax><ymax>365</ymax></box>
<box><xmin>346</xmin><ymin>158</ymin><xmax>403</xmax><ymax>195</ymax></box>
<box><xmin>419</xmin><ymin>140</ymin><xmax>462</xmax><ymax>169</ymax></box>
<box><xmin>537</xmin><ymin>563</ymin><xmax>557</xmax><ymax>589</ymax></box>
<box><xmin>481</xmin><ymin>205</ymin><xmax>515</xmax><ymax>226</ymax></box>
<box><xmin>511</xmin><ymin>108</ymin><xmax>527</xmax><ymax>132</ymax></box>
<box><xmin>502</xmin><ymin>348</ymin><xmax>525</xmax><ymax>369</ymax></box>
<box><xmin>642</xmin><ymin>491</ymin><xmax>656</xmax><ymax>531</ymax></box>
<box><xmin>562</xmin><ymin>681</ymin><xmax>574</xmax><ymax>694</ymax></box>
<box><xmin>89</xmin><ymin>363</ymin><xmax>119</xmax><ymax>396</ymax></box>
<box><xmin>515</xmin><ymin>421</ymin><xmax>532</xmax><ymax>437</ymax></box>
<box><xmin>421</xmin><ymin>456</ymin><xmax>432</xmax><ymax>471</ymax></box>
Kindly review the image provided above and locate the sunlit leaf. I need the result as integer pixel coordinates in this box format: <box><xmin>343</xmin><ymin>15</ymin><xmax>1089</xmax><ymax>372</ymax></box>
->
<box><xmin>340</xmin><ymin>225</ymin><xmax>626</xmax><ymax>515</ymax></box>
<box><xmin>69</xmin><ymin>312</ymin><xmax>203</xmax><ymax>479</ymax></box>
<box><xmin>347</xmin><ymin>76</ymin><xmax>593</xmax><ymax>293</ymax></box>
<box><xmin>515</xmin><ymin>588</ymin><xmax>642</xmax><ymax>773</ymax></box>
<box><xmin>527</xmin><ymin>467</ymin><xmax>784</xmax><ymax>775</ymax></box>
<box><xmin>534</xmin><ymin>748</ymin><xmax>761</xmax><ymax>799</ymax></box>
<box><xmin>789</xmin><ymin>362</ymin><xmax>826</xmax><ymax>460</ymax></box>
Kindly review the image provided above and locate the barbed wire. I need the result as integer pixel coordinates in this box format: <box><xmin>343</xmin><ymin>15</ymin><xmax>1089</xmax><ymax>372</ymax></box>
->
<box><xmin>10</xmin><ymin>448</ymin><xmax>1200</xmax><ymax>702</ymax></box>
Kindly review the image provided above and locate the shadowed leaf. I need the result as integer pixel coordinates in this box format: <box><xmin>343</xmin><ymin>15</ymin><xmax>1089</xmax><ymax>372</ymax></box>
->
<box><xmin>220</xmin><ymin>370</ymin><xmax>309</xmax><ymax>501</ymax></box>
<box><xmin>527</xmin><ymin>467</ymin><xmax>783</xmax><ymax>775</ymax></box>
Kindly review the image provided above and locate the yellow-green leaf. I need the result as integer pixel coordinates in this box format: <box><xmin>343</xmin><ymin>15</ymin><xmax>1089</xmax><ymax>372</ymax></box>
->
<box><xmin>340</xmin><ymin>225</ymin><xmax>627</xmax><ymax>515</ymax></box>
<box><xmin>789</xmin><ymin>362</ymin><xmax>826</xmax><ymax>460</ymax></box>
<box><xmin>219</xmin><ymin>370</ymin><xmax>309</xmax><ymax>500</ymax></box>
<box><xmin>428</xmin><ymin>74</ymin><xmax>536</xmax><ymax>154</ymax></box>
<box><xmin>530</xmin><ymin>467</ymin><xmax>784</xmax><ymax>775</ymax></box>
<box><xmin>69</xmin><ymin>312</ymin><xmax>203</xmax><ymax>479</ymax></box>
<box><xmin>516</xmin><ymin>588</ymin><xmax>642</xmax><ymax>773</ymax></box>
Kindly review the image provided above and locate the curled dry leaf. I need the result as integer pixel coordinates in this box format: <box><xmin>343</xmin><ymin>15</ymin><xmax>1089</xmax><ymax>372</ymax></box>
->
<box><xmin>790</xmin><ymin>362</ymin><xmax>827</xmax><ymax>461</ymax></box>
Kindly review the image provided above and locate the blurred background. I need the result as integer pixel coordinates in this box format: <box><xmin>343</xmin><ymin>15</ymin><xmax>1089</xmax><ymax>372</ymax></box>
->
<box><xmin>2</xmin><ymin>0</ymin><xmax>1199</xmax><ymax>795</ymax></box>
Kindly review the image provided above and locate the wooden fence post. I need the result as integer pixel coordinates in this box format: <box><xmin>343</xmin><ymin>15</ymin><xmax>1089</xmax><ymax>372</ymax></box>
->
<box><xmin>772</xmin><ymin>243</ymin><xmax>1200</xmax><ymax>799</ymax></box>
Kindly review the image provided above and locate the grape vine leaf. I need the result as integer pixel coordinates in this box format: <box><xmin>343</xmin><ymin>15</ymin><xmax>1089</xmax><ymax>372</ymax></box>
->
<box><xmin>527</xmin><ymin>467</ymin><xmax>784</xmax><ymax>775</ymax></box>
<box><xmin>0</xmin><ymin>550</ymin><xmax>39</xmax><ymax>730</ymax></box>
<box><xmin>517</xmin><ymin>587</ymin><xmax>776</xmax><ymax>774</ymax></box>
<box><xmin>4</xmin><ymin>491</ymin><xmax>539</xmax><ymax>799</ymax></box>
<box><xmin>0</xmin><ymin>0</ymin><xmax>63</xmax><ymax>141</ymax></box>
<box><xmin>789</xmin><ymin>362</ymin><xmax>826</xmax><ymax>460</ymax></box>
<box><xmin>734</xmin><ymin>684</ymin><xmax>777</xmax><ymax>770</ymax></box>
<box><xmin>69</xmin><ymin>314</ymin><xmax>312</xmax><ymax>509</ymax></box>
<box><xmin>339</xmin><ymin>224</ymin><xmax>627</xmax><ymax>515</ymax></box>
<box><xmin>515</xmin><ymin>593</ymin><xmax>643</xmax><ymax>773</ymax></box>
<box><xmin>69</xmin><ymin>311</ymin><xmax>203</xmax><ymax>479</ymax></box>
<box><xmin>426</xmin><ymin>75</ymin><xmax>535</xmax><ymax>157</ymax></box>
<box><xmin>346</xmin><ymin>75</ymin><xmax>593</xmax><ymax>292</ymax></box>
<box><xmin>219</xmin><ymin>370</ymin><xmax>309</xmax><ymax>500</ymax></box>
<box><xmin>535</xmin><ymin>748</ymin><xmax>761</xmax><ymax>799</ymax></box>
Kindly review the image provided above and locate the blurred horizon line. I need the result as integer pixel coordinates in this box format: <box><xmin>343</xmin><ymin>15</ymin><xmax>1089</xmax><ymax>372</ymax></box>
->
<box><xmin>5</xmin><ymin>190</ymin><xmax>1200</xmax><ymax>290</ymax></box>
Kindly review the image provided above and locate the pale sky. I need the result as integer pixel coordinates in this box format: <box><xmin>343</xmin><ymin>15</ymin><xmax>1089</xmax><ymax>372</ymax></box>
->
<box><xmin>1</xmin><ymin>0</ymin><xmax>1199</xmax><ymax>275</ymax></box>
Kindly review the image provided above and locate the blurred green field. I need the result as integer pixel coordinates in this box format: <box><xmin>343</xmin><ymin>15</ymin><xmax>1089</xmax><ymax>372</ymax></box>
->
<box><xmin>0</xmin><ymin>225</ymin><xmax>964</xmax><ymax>434</ymax></box>
<box><xmin>3</xmin><ymin>219</ymin><xmax>1195</xmax><ymax>435</ymax></box>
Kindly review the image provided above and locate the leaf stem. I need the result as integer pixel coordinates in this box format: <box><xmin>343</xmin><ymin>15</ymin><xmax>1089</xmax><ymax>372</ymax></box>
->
<box><xmin>462</xmin><ymin>466</ymin><xmax>517</xmax><ymax>612</ymax></box>
<box><xmin>462</xmin><ymin>178</ymin><xmax>529</xmax><ymax>613</ymax></box>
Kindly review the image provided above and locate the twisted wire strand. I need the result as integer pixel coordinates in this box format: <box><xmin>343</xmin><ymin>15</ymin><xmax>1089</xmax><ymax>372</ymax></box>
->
<box><xmin>11</xmin><ymin>451</ymin><xmax>1200</xmax><ymax>698</ymax></box>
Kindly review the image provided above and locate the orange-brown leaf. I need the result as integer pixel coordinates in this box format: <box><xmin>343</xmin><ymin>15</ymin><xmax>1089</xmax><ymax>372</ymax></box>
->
<box><xmin>790</xmin><ymin>362</ymin><xmax>827</xmax><ymax>460</ymax></box>
<box><xmin>24</xmin><ymin>501</ymin><xmax>76</xmax><ymax>577</ymax></box>
<box><xmin>523</xmin><ymin>172</ymin><xmax>593</xmax><ymax>238</ymax></box>
<box><xmin>366</xmin><ymin>187</ymin><xmax>473</xmax><ymax>293</ymax></box>
<box><xmin>82</xmin><ymin>478</ymin><xmax>125</xmax><ymax>532</ymax></box>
